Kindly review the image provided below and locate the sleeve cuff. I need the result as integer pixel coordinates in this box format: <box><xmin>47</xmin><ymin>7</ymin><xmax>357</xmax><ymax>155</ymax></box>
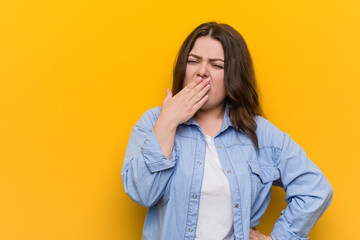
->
<box><xmin>271</xmin><ymin>211</ymin><xmax>309</xmax><ymax>240</ymax></box>
<box><xmin>142</xmin><ymin>130</ymin><xmax>177</xmax><ymax>173</ymax></box>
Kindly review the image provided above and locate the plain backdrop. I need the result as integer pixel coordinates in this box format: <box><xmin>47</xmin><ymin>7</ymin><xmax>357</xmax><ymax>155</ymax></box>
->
<box><xmin>1</xmin><ymin>0</ymin><xmax>359</xmax><ymax>239</ymax></box>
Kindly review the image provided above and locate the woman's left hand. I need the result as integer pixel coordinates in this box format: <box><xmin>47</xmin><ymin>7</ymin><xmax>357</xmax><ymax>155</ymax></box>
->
<box><xmin>249</xmin><ymin>228</ymin><xmax>273</xmax><ymax>240</ymax></box>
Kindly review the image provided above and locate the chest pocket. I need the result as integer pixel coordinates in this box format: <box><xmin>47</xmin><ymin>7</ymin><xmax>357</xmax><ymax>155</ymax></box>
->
<box><xmin>248</xmin><ymin>161</ymin><xmax>280</xmax><ymax>204</ymax></box>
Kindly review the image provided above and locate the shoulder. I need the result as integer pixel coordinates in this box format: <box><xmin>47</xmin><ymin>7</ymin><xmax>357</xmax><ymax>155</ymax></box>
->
<box><xmin>254</xmin><ymin>115</ymin><xmax>279</xmax><ymax>134</ymax></box>
<box><xmin>135</xmin><ymin>106</ymin><xmax>162</xmax><ymax>130</ymax></box>
<box><xmin>254</xmin><ymin>115</ymin><xmax>286</xmax><ymax>150</ymax></box>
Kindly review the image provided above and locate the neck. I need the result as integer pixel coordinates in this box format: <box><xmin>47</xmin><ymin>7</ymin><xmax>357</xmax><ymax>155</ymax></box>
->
<box><xmin>194</xmin><ymin>102</ymin><xmax>226</xmax><ymax>126</ymax></box>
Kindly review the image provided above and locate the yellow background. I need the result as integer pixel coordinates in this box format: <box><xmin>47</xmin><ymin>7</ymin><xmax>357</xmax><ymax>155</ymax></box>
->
<box><xmin>1</xmin><ymin>0</ymin><xmax>359</xmax><ymax>239</ymax></box>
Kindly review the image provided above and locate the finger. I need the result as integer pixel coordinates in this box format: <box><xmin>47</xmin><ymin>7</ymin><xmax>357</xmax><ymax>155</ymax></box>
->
<box><xmin>249</xmin><ymin>228</ymin><xmax>256</xmax><ymax>239</ymax></box>
<box><xmin>192</xmin><ymin>94</ymin><xmax>208</xmax><ymax>112</ymax></box>
<box><xmin>163</xmin><ymin>88</ymin><xmax>173</xmax><ymax>103</ymax></box>
<box><xmin>180</xmin><ymin>77</ymin><xmax>203</xmax><ymax>95</ymax></box>
<box><xmin>189</xmin><ymin>82</ymin><xmax>210</xmax><ymax>106</ymax></box>
<box><xmin>186</xmin><ymin>78</ymin><xmax>210</xmax><ymax>102</ymax></box>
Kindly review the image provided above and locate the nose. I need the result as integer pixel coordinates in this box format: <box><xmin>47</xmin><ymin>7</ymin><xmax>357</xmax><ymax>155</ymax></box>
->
<box><xmin>196</xmin><ymin>61</ymin><xmax>209</xmax><ymax>78</ymax></box>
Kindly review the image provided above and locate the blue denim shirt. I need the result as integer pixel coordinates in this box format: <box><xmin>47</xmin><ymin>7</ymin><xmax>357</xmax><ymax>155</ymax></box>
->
<box><xmin>122</xmin><ymin>105</ymin><xmax>333</xmax><ymax>240</ymax></box>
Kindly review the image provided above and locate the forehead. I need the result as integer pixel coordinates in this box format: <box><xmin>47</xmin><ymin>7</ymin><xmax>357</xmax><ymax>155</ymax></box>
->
<box><xmin>189</xmin><ymin>36</ymin><xmax>224</xmax><ymax>59</ymax></box>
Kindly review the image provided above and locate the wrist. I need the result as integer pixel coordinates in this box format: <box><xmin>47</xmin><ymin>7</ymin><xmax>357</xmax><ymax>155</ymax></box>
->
<box><xmin>156</xmin><ymin>114</ymin><xmax>178</xmax><ymax>132</ymax></box>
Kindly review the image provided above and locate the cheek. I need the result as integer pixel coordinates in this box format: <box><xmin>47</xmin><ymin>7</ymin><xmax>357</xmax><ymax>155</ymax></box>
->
<box><xmin>212</xmin><ymin>74</ymin><xmax>225</xmax><ymax>91</ymax></box>
<box><xmin>183</xmin><ymin>77</ymin><xmax>189</xmax><ymax>88</ymax></box>
<box><xmin>183</xmin><ymin>66</ymin><xmax>197</xmax><ymax>87</ymax></box>
<box><xmin>186</xmin><ymin>66</ymin><xmax>197</xmax><ymax>77</ymax></box>
<box><xmin>212</xmin><ymin>84</ymin><xmax>226</xmax><ymax>98</ymax></box>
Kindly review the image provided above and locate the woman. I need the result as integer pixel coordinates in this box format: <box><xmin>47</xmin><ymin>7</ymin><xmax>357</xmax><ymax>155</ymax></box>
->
<box><xmin>122</xmin><ymin>22</ymin><xmax>333</xmax><ymax>240</ymax></box>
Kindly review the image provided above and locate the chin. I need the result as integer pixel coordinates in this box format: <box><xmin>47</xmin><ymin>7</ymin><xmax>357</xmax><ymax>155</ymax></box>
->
<box><xmin>199</xmin><ymin>99</ymin><xmax>225</xmax><ymax>111</ymax></box>
<box><xmin>199</xmin><ymin>100</ymin><xmax>212</xmax><ymax>109</ymax></box>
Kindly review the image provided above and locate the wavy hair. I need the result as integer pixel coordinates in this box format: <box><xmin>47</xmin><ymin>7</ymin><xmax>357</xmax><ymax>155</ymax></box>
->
<box><xmin>172</xmin><ymin>21</ymin><xmax>263</xmax><ymax>152</ymax></box>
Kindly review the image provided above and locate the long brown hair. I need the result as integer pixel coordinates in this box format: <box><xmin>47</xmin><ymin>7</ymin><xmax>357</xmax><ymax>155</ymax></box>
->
<box><xmin>172</xmin><ymin>21</ymin><xmax>263</xmax><ymax>152</ymax></box>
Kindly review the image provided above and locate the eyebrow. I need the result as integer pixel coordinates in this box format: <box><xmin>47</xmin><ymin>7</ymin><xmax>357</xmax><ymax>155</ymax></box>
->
<box><xmin>188</xmin><ymin>54</ymin><xmax>224</xmax><ymax>62</ymax></box>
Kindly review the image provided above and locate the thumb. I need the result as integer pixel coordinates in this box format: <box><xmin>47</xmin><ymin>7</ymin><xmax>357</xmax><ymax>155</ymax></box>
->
<box><xmin>163</xmin><ymin>88</ymin><xmax>173</xmax><ymax>103</ymax></box>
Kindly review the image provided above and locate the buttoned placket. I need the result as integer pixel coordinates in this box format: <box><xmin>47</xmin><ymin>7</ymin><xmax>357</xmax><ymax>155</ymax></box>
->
<box><xmin>183</xmin><ymin>112</ymin><xmax>245</xmax><ymax>239</ymax></box>
<box><xmin>184</xmin><ymin>130</ymin><xmax>207</xmax><ymax>239</ymax></box>
<box><xmin>213</xmin><ymin>136</ymin><xmax>244</xmax><ymax>239</ymax></box>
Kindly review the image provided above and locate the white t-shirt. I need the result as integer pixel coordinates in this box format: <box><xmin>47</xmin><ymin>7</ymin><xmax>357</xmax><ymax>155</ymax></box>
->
<box><xmin>195</xmin><ymin>134</ymin><xmax>235</xmax><ymax>240</ymax></box>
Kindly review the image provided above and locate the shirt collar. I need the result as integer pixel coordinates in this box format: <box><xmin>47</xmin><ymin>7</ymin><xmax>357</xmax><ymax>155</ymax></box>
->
<box><xmin>182</xmin><ymin>101</ymin><xmax>243</xmax><ymax>134</ymax></box>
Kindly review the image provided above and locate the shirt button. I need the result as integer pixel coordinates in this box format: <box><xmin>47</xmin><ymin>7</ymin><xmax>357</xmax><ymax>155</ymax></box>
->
<box><xmin>197</xmin><ymin>161</ymin><xmax>201</xmax><ymax>165</ymax></box>
<box><xmin>199</xmin><ymin>134</ymin><xmax>203</xmax><ymax>138</ymax></box>
<box><xmin>189</xmin><ymin>228</ymin><xmax>193</xmax><ymax>232</ymax></box>
<box><xmin>227</xmin><ymin>170</ymin><xmax>232</xmax><ymax>174</ymax></box>
<box><xmin>235</xmin><ymin>203</ymin><xmax>239</xmax><ymax>208</ymax></box>
<box><xmin>217</xmin><ymin>145</ymin><xmax>222</xmax><ymax>149</ymax></box>
<box><xmin>192</xmin><ymin>194</ymin><xmax>197</xmax><ymax>199</ymax></box>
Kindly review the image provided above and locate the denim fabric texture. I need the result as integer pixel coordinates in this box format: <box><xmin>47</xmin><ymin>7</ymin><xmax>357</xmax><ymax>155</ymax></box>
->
<box><xmin>122</xmin><ymin>104</ymin><xmax>333</xmax><ymax>240</ymax></box>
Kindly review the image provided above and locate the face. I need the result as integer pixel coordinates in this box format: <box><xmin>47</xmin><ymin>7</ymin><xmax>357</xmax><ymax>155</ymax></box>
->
<box><xmin>184</xmin><ymin>36</ymin><xmax>226</xmax><ymax>111</ymax></box>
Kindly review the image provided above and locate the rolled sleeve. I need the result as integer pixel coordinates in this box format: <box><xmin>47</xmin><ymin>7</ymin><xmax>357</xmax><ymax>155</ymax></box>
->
<box><xmin>271</xmin><ymin>213</ymin><xmax>309</xmax><ymax>240</ymax></box>
<box><xmin>121</xmin><ymin>107</ymin><xmax>178</xmax><ymax>207</ymax></box>
<box><xmin>142</xmin><ymin>130</ymin><xmax>177</xmax><ymax>173</ymax></box>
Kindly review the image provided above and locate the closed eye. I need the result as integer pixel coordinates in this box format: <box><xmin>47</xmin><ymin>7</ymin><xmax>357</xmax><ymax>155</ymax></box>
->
<box><xmin>187</xmin><ymin>60</ymin><xmax>224</xmax><ymax>69</ymax></box>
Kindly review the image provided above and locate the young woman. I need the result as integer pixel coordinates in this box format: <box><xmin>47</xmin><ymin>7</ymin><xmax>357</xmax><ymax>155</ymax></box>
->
<box><xmin>122</xmin><ymin>22</ymin><xmax>333</xmax><ymax>240</ymax></box>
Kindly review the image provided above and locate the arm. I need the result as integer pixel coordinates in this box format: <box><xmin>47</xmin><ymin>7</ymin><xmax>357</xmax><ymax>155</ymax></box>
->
<box><xmin>121</xmin><ymin>108</ymin><xmax>178</xmax><ymax>207</ymax></box>
<box><xmin>121</xmin><ymin>76</ymin><xmax>210</xmax><ymax>207</ymax></box>
<box><xmin>269</xmin><ymin>126</ymin><xmax>333</xmax><ymax>239</ymax></box>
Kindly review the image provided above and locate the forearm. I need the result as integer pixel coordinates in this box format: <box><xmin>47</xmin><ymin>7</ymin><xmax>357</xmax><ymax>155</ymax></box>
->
<box><xmin>153</xmin><ymin>114</ymin><xmax>177</xmax><ymax>160</ymax></box>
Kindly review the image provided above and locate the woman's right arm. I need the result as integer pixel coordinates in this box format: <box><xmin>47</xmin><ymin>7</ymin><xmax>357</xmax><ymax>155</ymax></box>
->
<box><xmin>121</xmin><ymin>107</ymin><xmax>178</xmax><ymax>208</ymax></box>
<box><xmin>121</xmin><ymin>76</ymin><xmax>210</xmax><ymax>207</ymax></box>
